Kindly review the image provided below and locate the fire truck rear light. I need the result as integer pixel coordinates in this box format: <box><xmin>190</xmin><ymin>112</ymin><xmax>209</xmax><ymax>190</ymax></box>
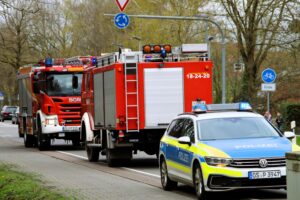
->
<box><xmin>118</xmin><ymin>131</ymin><xmax>125</xmax><ymax>138</ymax></box>
<box><xmin>205</xmin><ymin>65</ymin><xmax>210</xmax><ymax>70</ymax></box>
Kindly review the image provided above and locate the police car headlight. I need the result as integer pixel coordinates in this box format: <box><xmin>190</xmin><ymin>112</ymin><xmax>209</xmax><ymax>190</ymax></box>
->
<box><xmin>205</xmin><ymin>157</ymin><xmax>232</xmax><ymax>167</ymax></box>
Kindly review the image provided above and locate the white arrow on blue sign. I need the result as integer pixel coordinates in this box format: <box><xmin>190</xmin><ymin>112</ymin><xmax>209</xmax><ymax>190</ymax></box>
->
<box><xmin>114</xmin><ymin>13</ymin><xmax>130</xmax><ymax>29</ymax></box>
<box><xmin>261</xmin><ymin>68</ymin><xmax>276</xmax><ymax>83</ymax></box>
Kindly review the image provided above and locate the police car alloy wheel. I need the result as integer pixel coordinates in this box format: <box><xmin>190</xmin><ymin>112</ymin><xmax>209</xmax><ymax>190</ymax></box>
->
<box><xmin>160</xmin><ymin>158</ymin><xmax>177</xmax><ymax>190</ymax></box>
<box><xmin>193</xmin><ymin>164</ymin><xmax>207</xmax><ymax>199</ymax></box>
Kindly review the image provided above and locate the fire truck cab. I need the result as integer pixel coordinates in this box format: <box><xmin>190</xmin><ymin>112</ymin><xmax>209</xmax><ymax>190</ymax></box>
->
<box><xmin>80</xmin><ymin>44</ymin><xmax>213</xmax><ymax>166</ymax></box>
<box><xmin>17</xmin><ymin>58</ymin><xmax>86</xmax><ymax>150</ymax></box>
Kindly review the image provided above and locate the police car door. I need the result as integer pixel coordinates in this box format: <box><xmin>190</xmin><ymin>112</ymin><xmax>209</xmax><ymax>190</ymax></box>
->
<box><xmin>165</xmin><ymin>118</ymin><xmax>185</xmax><ymax>177</ymax></box>
<box><xmin>176</xmin><ymin>118</ymin><xmax>195</xmax><ymax>182</ymax></box>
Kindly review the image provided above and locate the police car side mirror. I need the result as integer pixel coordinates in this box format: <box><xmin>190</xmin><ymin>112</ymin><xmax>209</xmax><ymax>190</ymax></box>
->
<box><xmin>284</xmin><ymin>131</ymin><xmax>295</xmax><ymax>139</ymax></box>
<box><xmin>178</xmin><ymin>136</ymin><xmax>191</xmax><ymax>145</ymax></box>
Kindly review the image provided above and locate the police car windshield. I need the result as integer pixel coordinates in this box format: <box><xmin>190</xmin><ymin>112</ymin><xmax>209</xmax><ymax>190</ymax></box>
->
<box><xmin>46</xmin><ymin>73</ymin><xmax>82</xmax><ymax>96</ymax></box>
<box><xmin>197</xmin><ymin>117</ymin><xmax>280</xmax><ymax>140</ymax></box>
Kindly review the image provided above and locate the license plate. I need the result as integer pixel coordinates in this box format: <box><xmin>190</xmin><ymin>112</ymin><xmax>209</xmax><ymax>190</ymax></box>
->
<box><xmin>248</xmin><ymin>170</ymin><xmax>281</xmax><ymax>179</ymax></box>
<box><xmin>59</xmin><ymin>133</ymin><xmax>65</xmax><ymax>137</ymax></box>
<box><xmin>62</xmin><ymin>126</ymin><xmax>80</xmax><ymax>132</ymax></box>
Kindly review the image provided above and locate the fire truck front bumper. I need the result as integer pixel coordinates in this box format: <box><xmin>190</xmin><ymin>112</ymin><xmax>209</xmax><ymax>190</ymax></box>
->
<box><xmin>42</xmin><ymin>124</ymin><xmax>80</xmax><ymax>134</ymax></box>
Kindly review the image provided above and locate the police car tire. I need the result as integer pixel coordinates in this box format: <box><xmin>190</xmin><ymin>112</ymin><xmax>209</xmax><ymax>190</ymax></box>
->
<box><xmin>160</xmin><ymin>158</ymin><xmax>177</xmax><ymax>190</ymax></box>
<box><xmin>193</xmin><ymin>163</ymin><xmax>207</xmax><ymax>200</ymax></box>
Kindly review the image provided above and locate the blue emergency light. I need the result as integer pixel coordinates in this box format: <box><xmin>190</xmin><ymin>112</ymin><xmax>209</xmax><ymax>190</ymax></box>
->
<box><xmin>206</xmin><ymin>102</ymin><xmax>253</xmax><ymax>112</ymax></box>
<box><xmin>91</xmin><ymin>57</ymin><xmax>97</xmax><ymax>66</ymax></box>
<box><xmin>45</xmin><ymin>58</ymin><xmax>53</xmax><ymax>67</ymax></box>
<box><xmin>239</xmin><ymin>102</ymin><xmax>252</xmax><ymax>111</ymax></box>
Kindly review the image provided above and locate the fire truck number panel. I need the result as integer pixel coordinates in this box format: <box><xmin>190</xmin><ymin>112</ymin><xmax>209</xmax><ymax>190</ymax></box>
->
<box><xmin>144</xmin><ymin>68</ymin><xmax>184</xmax><ymax>127</ymax></box>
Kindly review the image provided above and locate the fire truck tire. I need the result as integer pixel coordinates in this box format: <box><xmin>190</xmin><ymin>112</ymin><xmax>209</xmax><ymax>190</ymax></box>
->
<box><xmin>86</xmin><ymin>145</ymin><xmax>99</xmax><ymax>162</ymax></box>
<box><xmin>37</xmin><ymin>118</ymin><xmax>50</xmax><ymax>151</ymax></box>
<box><xmin>24</xmin><ymin>131</ymin><xmax>34</xmax><ymax>148</ymax></box>
<box><xmin>106</xmin><ymin>149</ymin><xmax>117</xmax><ymax>167</ymax></box>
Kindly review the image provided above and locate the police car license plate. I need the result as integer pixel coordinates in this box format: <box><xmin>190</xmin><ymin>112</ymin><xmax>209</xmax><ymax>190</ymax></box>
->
<box><xmin>62</xmin><ymin>126</ymin><xmax>80</xmax><ymax>132</ymax></box>
<box><xmin>248</xmin><ymin>170</ymin><xmax>281</xmax><ymax>179</ymax></box>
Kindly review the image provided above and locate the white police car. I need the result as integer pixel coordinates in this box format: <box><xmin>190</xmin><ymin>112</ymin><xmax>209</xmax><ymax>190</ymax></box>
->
<box><xmin>159</xmin><ymin>103</ymin><xmax>299</xmax><ymax>199</ymax></box>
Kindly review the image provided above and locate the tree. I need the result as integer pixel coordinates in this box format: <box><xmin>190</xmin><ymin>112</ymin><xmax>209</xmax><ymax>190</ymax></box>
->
<box><xmin>219</xmin><ymin>0</ymin><xmax>299</xmax><ymax>103</ymax></box>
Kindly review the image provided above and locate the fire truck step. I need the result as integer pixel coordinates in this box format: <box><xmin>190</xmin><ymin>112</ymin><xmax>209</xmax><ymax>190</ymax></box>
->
<box><xmin>86</xmin><ymin>144</ymin><xmax>102</xmax><ymax>147</ymax></box>
<box><xmin>126</xmin><ymin>80</ymin><xmax>137</xmax><ymax>82</ymax></box>
<box><xmin>127</xmin><ymin>130</ymin><xmax>139</xmax><ymax>133</ymax></box>
<box><xmin>126</xmin><ymin>92</ymin><xmax>137</xmax><ymax>95</ymax></box>
<box><xmin>127</xmin><ymin>117</ymin><xmax>138</xmax><ymax>120</ymax></box>
<box><xmin>127</xmin><ymin>105</ymin><xmax>138</xmax><ymax>107</ymax></box>
<box><xmin>125</xmin><ymin>67</ymin><xmax>137</xmax><ymax>69</ymax></box>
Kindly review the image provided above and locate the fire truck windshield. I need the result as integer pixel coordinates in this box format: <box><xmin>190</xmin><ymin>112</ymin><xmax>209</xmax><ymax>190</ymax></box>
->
<box><xmin>46</xmin><ymin>73</ymin><xmax>82</xmax><ymax>96</ymax></box>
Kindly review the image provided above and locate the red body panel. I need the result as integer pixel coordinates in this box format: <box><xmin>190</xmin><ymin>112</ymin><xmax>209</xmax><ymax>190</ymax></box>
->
<box><xmin>83</xmin><ymin>60</ymin><xmax>213</xmax><ymax>131</ymax></box>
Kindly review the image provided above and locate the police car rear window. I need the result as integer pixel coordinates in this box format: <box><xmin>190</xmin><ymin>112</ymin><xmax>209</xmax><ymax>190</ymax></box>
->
<box><xmin>197</xmin><ymin>117</ymin><xmax>280</xmax><ymax>140</ymax></box>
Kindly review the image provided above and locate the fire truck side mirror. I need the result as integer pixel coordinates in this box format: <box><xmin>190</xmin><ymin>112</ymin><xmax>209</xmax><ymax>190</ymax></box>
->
<box><xmin>72</xmin><ymin>75</ymin><xmax>79</xmax><ymax>89</ymax></box>
<box><xmin>33</xmin><ymin>82</ymin><xmax>40</xmax><ymax>94</ymax></box>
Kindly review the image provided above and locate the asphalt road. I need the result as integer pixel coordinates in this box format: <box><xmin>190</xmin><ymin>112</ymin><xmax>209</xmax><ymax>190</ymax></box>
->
<box><xmin>0</xmin><ymin>120</ymin><xmax>287</xmax><ymax>200</ymax></box>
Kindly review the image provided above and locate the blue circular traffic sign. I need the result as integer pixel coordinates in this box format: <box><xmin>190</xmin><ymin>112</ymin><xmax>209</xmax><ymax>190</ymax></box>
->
<box><xmin>261</xmin><ymin>68</ymin><xmax>276</xmax><ymax>83</ymax></box>
<box><xmin>114</xmin><ymin>13</ymin><xmax>130</xmax><ymax>29</ymax></box>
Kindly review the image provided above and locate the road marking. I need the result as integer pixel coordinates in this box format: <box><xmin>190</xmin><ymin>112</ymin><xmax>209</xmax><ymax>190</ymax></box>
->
<box><xmin>121</xmin><ymin>167</ymin><xmax>160</xmax><ymax>178</ymax></box>
<box><xmin>57</xmin><ymin>151</ymin><xmax>88</xmax><ymax>160</ymax></box>
<box><xmin>57</xmin><ymin>150</ymin><xmax>160</xmax><ymax>179</ymax></box>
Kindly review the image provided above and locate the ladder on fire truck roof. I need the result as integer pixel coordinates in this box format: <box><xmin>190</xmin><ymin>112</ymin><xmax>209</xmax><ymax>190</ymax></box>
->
<box><xmin>122</xmin><ymin>52</ymin><xmax>140</xmax><ymax>133</ymax></box>
<box><xmin>65</xmin><ymin>56</ymin><xmax>91</xmax><ymax>65</ymax></box>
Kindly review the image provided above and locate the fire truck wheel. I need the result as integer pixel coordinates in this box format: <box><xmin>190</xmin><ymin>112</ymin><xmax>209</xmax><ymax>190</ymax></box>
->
<box><xmin>24</xmin><ymin>131</ymin><xmax>34</xmax><ymax>148</ymax></box>
<box><xmin>37</xmin><ymin>119</ymin><xmax>50</xmax><ymax>151</ymax></box>
<box><xmin>106</xmin><ymin>149</ymin><xmax>117</xmax><ymax>167</ymax></box>
<box><xmin>86</xmin><ymin>145</ymin><xmax>99</xmax><ymax>162</ymax></box>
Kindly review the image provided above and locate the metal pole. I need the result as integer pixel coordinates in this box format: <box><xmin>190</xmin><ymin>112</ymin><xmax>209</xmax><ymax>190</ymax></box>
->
<box><xmin>104</xmin><ymin>14</ymin><xmax>227</xmax><ymax>103</ymax></box>
<box><xmin>267</xmin><ymin>92</ymin><xmax>270</xmax><ymax>112</ymax></box>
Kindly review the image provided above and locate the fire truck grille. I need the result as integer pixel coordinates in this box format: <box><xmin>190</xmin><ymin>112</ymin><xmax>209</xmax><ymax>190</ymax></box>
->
<box><xmin>58</xmin><ymin>104</ymin><xmax>81</xmax><ymax>125</ymax></box>
<box><xmin>229</xmin><ymin>157</ymin><xmax>286</xmax><ymax>168</ymax></box>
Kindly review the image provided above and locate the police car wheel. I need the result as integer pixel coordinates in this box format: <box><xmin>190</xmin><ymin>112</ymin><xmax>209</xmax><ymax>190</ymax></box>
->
<box><xmin>160</xmin><ymin>158</ymin><xmax>177</xmax><ymax>190</ymax></box>
<box><xmin>193</xmin><ymin>164</ymin><xmax>207</xmax><ymax>199</ymax></box>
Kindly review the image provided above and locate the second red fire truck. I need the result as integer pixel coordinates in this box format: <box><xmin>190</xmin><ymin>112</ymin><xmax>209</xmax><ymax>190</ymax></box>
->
<box><xmin>80</xmin><ymin>43</ymin><xmax>213</xmax><ymax>166</ymax></box>
<box><xmin>17</xmin><ymin>57</ymin><xmax>95</xmax><ymax>150</ymax></box>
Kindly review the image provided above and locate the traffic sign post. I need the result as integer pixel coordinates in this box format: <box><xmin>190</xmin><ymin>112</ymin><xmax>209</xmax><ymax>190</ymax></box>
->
<box><xmin>114</xmin><ymin>13</ymin><xmax>130</xmax><ymax>29</ymax></box>
<box><xmin>261</xmin><ymin>68</ymin><xmax>277</xmax><ymax>112</ymax></box>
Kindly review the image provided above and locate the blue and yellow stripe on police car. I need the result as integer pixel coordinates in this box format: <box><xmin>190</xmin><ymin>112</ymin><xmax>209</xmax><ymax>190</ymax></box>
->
<box><xmin>292</xmin><ymin>143</ymin><xmax>300</xmax><ymax>151</ymax></box>
<box><xmin>160</xmin><ymin>136</ymin><xmax>243</xmax><ymax>181</ymax></box>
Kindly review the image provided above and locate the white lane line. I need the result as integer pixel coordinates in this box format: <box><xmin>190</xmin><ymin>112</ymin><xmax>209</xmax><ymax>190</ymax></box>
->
<box><xmin>57</xmin><ymin>151</ymin><xmax>160</xmax><ymax>179</ymax></box>
<box><xmin>121</xmin><ymin>167</ymin><xmax>160</xmax><ymax>178</ymax></box>
<box><xmin>57</xmin><ymin>151</ymin><xmax>88</xmax><ymax>160</ymax></box>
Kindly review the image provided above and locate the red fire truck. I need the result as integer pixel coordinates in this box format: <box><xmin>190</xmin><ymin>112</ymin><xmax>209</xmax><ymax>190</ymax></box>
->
<box><xmin>80</xmin><ymin>44</ymin><xmax>213</xmax><ymax>166</ymax></box>
<box><xmin>17</xmin><ymin>58</ymin><xmax>95</xmax><ymax>150</ymax></box>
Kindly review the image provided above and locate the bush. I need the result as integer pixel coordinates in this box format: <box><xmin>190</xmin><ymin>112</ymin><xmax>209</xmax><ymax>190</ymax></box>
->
<box><xmin>279</xmin><ymin>103</ymin><xmax>300</xmax><ymax>134</ymax></box>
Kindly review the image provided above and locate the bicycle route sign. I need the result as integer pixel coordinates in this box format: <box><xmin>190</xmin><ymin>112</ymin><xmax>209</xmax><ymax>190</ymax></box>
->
<box><xmin>261</xmin><ymin>68</ymin><xmax>276</xmax><ymax>83</ymax></box>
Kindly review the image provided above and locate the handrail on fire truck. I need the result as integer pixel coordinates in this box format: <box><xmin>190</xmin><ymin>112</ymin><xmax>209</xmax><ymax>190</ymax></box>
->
<box><xmin>65</xmin><ymin>56</ymin><xmax>94</xmax><ymax>65</ymax></box>
<box><xmin>94</xmin><ymin>43</ymin><xmax>209</xmax><ymax>69</ymax></box>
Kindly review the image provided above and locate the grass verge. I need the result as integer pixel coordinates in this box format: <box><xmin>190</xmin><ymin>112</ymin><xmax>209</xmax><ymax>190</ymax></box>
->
<box><xmin>297</xmin><ymin>135</ymin><xmax>300</xmax><ymax>146</ymax></box>
<box><xmin>0</xmin><ymin>163</ymin><xmax>68</xmax><ymax>200</ymax></box>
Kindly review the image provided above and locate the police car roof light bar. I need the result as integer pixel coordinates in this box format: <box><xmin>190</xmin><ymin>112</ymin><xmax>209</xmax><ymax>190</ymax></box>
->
<box><xmin>206</xmin><ymin>102</ymin><xmax>252</xmax><ymax>112</ymax></box>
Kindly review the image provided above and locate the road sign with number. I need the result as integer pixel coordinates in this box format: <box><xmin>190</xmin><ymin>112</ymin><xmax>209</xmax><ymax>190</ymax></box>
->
<box><xmin>114</xmin><ymin>13</ymin><xmax>130</xmax><ymax>29</ymax></box>
<box><xmin>115</xmin><ymin>0</ymin><xmax>130</xmax><ymax>11</ymax></box>
<box><xmin>262</xmin><ymin>68</ymin><xmax>276</xmax><ymax>83</ymax></box>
